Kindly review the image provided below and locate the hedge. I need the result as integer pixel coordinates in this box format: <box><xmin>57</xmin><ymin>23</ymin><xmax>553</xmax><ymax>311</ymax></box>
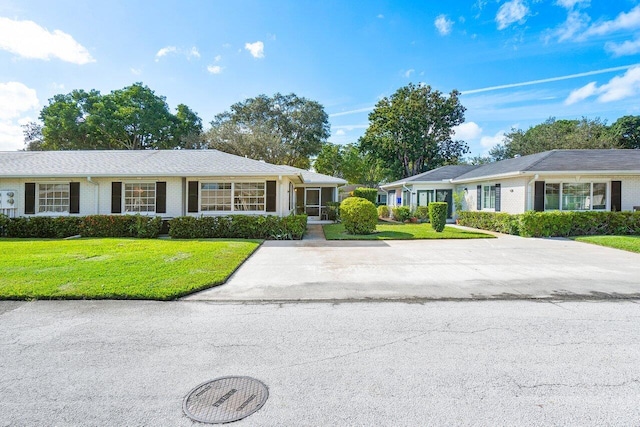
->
<box><xmin>82</xmin><ymin>215</ymin><xmax>162</xmax><ymax>238</ymax></box>
<box><xmin>428</xmin><ymin>202</ymin><xmax>448</xmax><ymax>232</ymax></box>
<box><xmin>457</xmin><ymin>211</ymin><xmax>640</xmax><ymax>237</ymax></box>
<box><xmin>352</xmin><ymin>187</ymin><xmax>378</xmax><ymax>204</ymax></box>
<box><xmin>340</xmin><ymin>197</ymin><xmax>378</xmax><ymax>234</ymax></box>
<box><xmin>168</xmin><ymin>214</ymin><xmax>307</xmax><ymax>240</ymax></box>
<box><xmin>392</xmin><ymin>206</ymin><xmax>412</xmax><ymax>222</ymax></box>
<box><xmin>377</xmin><ymin>205</ymin><xmax>390</xmax><ymax>218</ymax></box>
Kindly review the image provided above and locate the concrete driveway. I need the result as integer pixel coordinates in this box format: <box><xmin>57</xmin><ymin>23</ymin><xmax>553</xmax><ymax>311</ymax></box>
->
<box><xmin>185</xmin><ymin>232</ymin><xmax>640</xmax><ymax>301</ymax></box>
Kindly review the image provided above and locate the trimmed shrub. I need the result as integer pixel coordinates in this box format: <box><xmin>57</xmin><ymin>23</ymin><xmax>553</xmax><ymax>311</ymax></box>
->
<box><xmin>352</xmin><ymin>187</ymin><xmax>378</xmax><ymax>204</ymax></box>
<box><xmin>457</xmin><ymin>211</ymin><xmax>520</xmax><ymax>235</ymax></box>
<box><xmin>326</xmin><ymin>202</ymin><xmax>340</xmax><ymax>221</ymax></box>
<box><xmin>414</xmin><ymin>206</ymin><xmax>430</xmax><ymax>221</ymax></box>
<box><xmin>0</xmin><ymin>213</ymin><xmax>9</xmax><ymax>237</ymax></box>
<box><xmin>81</xmin><ymin>215</ymin><xmax>162</xmax><ymax>238</ymax></box>
<box><xmin>377</xmin><ymin>205</ymin><xmax>390</xmax><ymax>218</ymax></box>
<box><xmin>392</xmin><ymin>206</ymin><xmax>412</xmax><ymax>222</ymax></box>
<box><xmin>428</xmin><ymin>202</ymin><xmax>448</xmax><ymax>232</ymax></box>
<box><xmin>168</xmin><ymin>214</ymin><xmax>308</xmax><ymax>240</ymax></box>
<box><xmin>5</xmin><ymin>216</ymin><xmax>83</xmax><ymax>238</ymax></box>
<box><xmin>340</xmin><ymin>197</ymin><xmax>378</xmax><ymax>235</ymax></box>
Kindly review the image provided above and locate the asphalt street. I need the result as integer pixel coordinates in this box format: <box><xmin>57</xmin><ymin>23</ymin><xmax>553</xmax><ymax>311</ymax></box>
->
<box><xmin>1</xmin><ymin>300</ymin><xmax>639</xmax><ymax>426</ymax></box>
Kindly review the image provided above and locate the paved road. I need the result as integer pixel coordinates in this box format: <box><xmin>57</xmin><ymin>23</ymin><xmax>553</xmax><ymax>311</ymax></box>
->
<box><xmin>186</xmin><ymin>234</ymin><xmax>640</xmax><ymax>301</ymax></box>
<box><xmin>1</xmin><ymin>300</ymin><xmax>639</xmax><ymax>426</ymax></box>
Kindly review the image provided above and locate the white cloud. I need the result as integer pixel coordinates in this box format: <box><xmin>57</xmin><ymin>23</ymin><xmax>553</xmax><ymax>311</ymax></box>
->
<box><xmin>155</xmin><ymin>45</ymin><xmax>202</xmax><ymax>62</ymax></box>
<box><xmin>188</xmin><ymin>46</ymin><xmax>200</xmax><ymax>59</ymax></box>
<box><xmin>434</xmin><ymin>14</ymin><xmax>454</xmax><ymax>35</ymax></box>
<box><xmin>334</xmin><ymin>129</ymin><xmax>346</xmax><ymax>136</ymax></box>
<box><xmin>245</xmin><ymin>41</ymin><xmax>264</xmax><ymax>58</ymax></box>
<box><xmin>207</xmin><ymin>65</ymin><xmax>223</xmax><ymax>74</ymax></box>
<box><xmin>51</xmin><ymin>82</ymin><xmax>65</xmax><ymax>91</ymax></box>
<box><xmin>480</xmin><ymin>130</ymin><xmax>506</xmax><ymax>148</ymax></box>
<box><xmin>404</xmin><ymin>69</ymin><xmax>415</xmax><ymax>78</ymax></box>
<box><xmin>0</xmin><ymin>82</ymin><xmax>39</xmax><ymax>151</ymax></box>
<box><xmin>214</xmin><ymin>55</ymin><xmax>222</xmax><ymax>62</ymax></box>
<box><xmin>130</xmin><ymin>68</ymin><xmax>142</xmax><ymax>75</ymax></box>
<box><xmin>582</xmin><ymin>5</ymin><xmax>640</xmax><ymax>38</ymax></box>
<box><xmin>453</xmin><ymin>122</ymin><xmax>483</xmax><ymax>141</ymax></box>
<box><xmin>606</xmin><ymin>36</ymin><xmax>640</xmax><ymax>56</ymax></box>
<box><xmin>0</xmin><ymin>17</ymin><xmax>94</xmax><ymax>64</ymax></box>
<box><xmin>549</xmin><ymin>11</ymin><xmax>590</xmax><ymax>42</ymax></box>
<box><xmin>564</xmin><ymin>66</ymin><xmax>640</xmax><ymax>104</ymax></box>
<box><xmin>155</xmin><ymin>46</ymin><xmax>177</xmax><ymax>61</ymax></box>
<box><xmin>556</xmin><ymin>0</ymin><xmax>589</xmax><ymax>9</ymax></box>
<box><xmin>495</xmin><ymin>0</ymin><xmax>530</xmax><ymax>30</ymax></box>
<box><xmin>0</xmin><ymin>120</ymin><xmax>25</xmax><ymax>151</ymax></box>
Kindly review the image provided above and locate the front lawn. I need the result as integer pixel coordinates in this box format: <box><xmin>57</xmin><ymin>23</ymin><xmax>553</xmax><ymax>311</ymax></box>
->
<box><xmin>573</xmin><ymin>235</ymin><xmax>640</xmax><ymax>254</ymax></box>
<box><xmin>0</xmin><ymin>238</ymin><xmax>260</xmax><ymax>300</ymax></box>
<box><xmin>323</xmin><ymin>223</ymin><xmax>494</xmax><ymax>240</ymax></box>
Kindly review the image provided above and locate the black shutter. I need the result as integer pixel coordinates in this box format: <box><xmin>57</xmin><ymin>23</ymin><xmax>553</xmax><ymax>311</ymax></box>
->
<box><xmin>476</xmin><ymin>185</ymin><xmax>482</xmax><ymax>210</ymax></box>
<box><xmin>111</xmin><ymin>182</ymin><xmax>122</xmax><ymax>213</ymax></box>
<box><xmin>534</xmin><ymin>181</ymin><xmax>545</xmax><ymax>212</ymax></box>
<box><xmin>611</xmin><ymin>181</ymin><xmax>621</xmax><ymax>212</ymax></box>
<box><xmin>188</xmin><ymin>181</ymin><xmax>199</xmax><ymax>213</ymax></box>
<box><xmin>25</xmin><ymin>183</ymin><xmax>36</xmax><ymax>214</ymax></box>
<box><xmin>494</xmin><ymin>184</ymin><xmax>501</xmax><ymax>212</ymax></box>
<box><xmin>266</xmin><ymin>180</ymin><xmax>276</xmax><ymax>212</ymax></box>
<box><xmin>69</xmin><ymin>182</ymin><xmax>80</xmax><ymax>214</ymax></box>
<box><xmin>156</xmin><ymin>182</ymin><xmax>166</xmax><ymax>214</ymax></box>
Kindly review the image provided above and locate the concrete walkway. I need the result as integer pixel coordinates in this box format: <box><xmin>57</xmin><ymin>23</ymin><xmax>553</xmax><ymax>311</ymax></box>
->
<box><xmin>185</xmin><ymin>232</ymin><xmax>640</xmax><ymax>301</ymax></box>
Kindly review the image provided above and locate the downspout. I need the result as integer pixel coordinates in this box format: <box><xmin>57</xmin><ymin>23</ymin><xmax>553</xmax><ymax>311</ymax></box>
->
<box><xmin>86</xmin><ymin>177</ymin><xmax>99</xmax><ymax>214</ymax></box>
<box><xmin>402</xmin><ymin>184</ymin><xmax>412</xmax><ymax>208</ymax></box>
<box><xmin>526</xmin><ymin>174</ymin><xmax>539</xmax><ymax>211</ymax></box>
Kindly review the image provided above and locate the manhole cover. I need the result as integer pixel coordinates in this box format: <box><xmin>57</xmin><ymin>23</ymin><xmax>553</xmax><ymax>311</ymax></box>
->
<box><xmin>183</xmin><ymin>376</ymin><xmax>269</xmax><ymax>424</ymax></box>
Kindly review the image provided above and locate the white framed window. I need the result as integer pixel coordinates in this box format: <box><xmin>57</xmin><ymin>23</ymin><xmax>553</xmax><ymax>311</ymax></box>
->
<box><xmin>38</xmin><ymin>183</ymin><xmax>69</xmax><ymax>213</ymax></box>
<box><xmin>234</xmin><ymin>182</ymin><xmax>265</xmax><ymax>211</ymax></box>
<box><xmin>483</xmin><ymin>185</ymin><xmax>495</xmax><ymax>209</ymax></box>
<box><xmin>124</xmin><ymin>183</ymin><xmax>156</xmax><ymax>213</ymax></box>
<box><xmin>201</xmin><ymin>183</ymin><xmax>232</xmax><ymax>211</ymax></box>
<box><xmin>544</xmin><ymin>182</ymin><xmax>607</xmax><ymax>211</ymax></box>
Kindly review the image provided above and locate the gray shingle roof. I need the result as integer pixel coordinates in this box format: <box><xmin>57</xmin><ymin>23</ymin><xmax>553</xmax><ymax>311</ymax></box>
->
<box><xmin>383</xmin><ymin>164</ymin><xmax>479</xmax><ymax>187</ymax></box>
<box><xmin>0</xmin><ymin>150</ymin><xmax>343</xmax><ymax>183</ymax></box>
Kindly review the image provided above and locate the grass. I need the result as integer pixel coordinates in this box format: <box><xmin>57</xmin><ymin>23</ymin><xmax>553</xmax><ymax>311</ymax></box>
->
<box><xmin>0</xmin><ymin>238</ymin><xmax>260</xmax><ymax>300</ymax></box>
<box><xmin>573</xmin><ymin>235</ymin><xmax>640</xmax><ymax>254</ymax></box>
<box><xmin>322</xmin><ymin>223</ymin><xmax>495</xmax><ymax>240</ymax></box>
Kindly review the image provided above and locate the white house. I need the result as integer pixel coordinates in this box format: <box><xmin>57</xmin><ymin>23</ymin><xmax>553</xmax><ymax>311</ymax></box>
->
<box><xmin>0</xmin><ymin>150</ymin><xmax>346</xmax><ymax>221</ymax></box>
<box><xmin>382</xmin><ymin>150</ymin><xmax>640</xmax><ymax>217</ymax></box>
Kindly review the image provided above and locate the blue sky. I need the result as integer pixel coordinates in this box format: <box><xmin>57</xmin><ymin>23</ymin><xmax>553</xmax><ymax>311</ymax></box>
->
<box><xmin>1</xmin><ymin>0</ymin><xmax>640</xmax><ymax>157</ymax></box>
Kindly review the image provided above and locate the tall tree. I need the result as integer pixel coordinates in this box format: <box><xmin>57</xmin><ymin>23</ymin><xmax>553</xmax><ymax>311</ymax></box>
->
<box><xmin>31</xmin><ymin>83</ymin><xmax>203</xmax><ymax>150</ymax></box>
<box><xmin>359</xmin><ymin>83</ymin><xmax>467</xmax><ymax>180</ymax></box>
<box><xmin>206</xmin><ymin>93</ymin><xmax>330</xmax><ymax>168</ymax></box>
<box><xmin>314</xmin><ymin>143</ymin><xmax>390</xmax><ymax>186</ymax></box>
<box><xmin>610</xmin><ymin>115</ymin><xmax>640</xmax><ymax>149</ymax></box>
<box><xmin>490</xmin><ymin>117</ymin><xmax>618</xmax><ymax>159</ymax></box>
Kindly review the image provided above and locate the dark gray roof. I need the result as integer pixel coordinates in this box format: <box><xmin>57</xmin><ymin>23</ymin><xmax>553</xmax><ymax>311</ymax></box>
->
<box><xmin>0</xmin><ymin>150</ymin><xmax>340</xmax><ymax>184</ymax></box>
<box><xmin>453</xmin><ymin>149</ymin><xmax>640</xmax><ymax>181</ymax></box>
<box><xmin>383</xmin><ymin>165</ymin><xmax>479</xmax><ymax>187</ymax></box>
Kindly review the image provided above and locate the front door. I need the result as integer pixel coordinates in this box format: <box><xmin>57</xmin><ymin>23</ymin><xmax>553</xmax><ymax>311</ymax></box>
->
<box><xmin>305</xmin><ymin>188</ymin><xmax>321</xmax><ymax>219</ymax></box>
<box><xmin>435</xmin><ymin>189</ymin><xmax>453</xmax><ymax>218</ymax></box>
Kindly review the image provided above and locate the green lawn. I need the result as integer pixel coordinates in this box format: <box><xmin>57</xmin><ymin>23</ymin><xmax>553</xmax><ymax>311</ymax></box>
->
<box><xmin>573</xmin><ymin>235</ymin><xmax>640</xmax><ymax>253</ymax></box>
<box><xmin>322</xmin><ymin>223</ymin><xmax>494</xmax><ymax>240</ymax></box>
<box><xmin>0</xmin><ymin>238</ymin><xmax>260</xmax><ymax>300</ymax></box>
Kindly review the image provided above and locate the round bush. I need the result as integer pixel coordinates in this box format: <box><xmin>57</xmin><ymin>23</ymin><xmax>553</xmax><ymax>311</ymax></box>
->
<box><xmin>377</xmin><ymin>205</ymin><xmax>390</xmax><ymax>218</ymax></box>
<box><xmin>341</xmin><ymin>197</ymin><xmax>378</xmax><ymax>235</ymax></box>
<box><xmin>428</xmin><ymin>202</ymin><xmax>448</xmax><ymax>232</ymax></box>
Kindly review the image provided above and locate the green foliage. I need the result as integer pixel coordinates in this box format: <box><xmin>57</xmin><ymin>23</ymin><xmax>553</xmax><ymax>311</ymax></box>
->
<box><xmin>428</xmin><ymin>202</ymin><xmax>448</xmax><ymax>232</ymax></box>
<box><xmin>392</xmin><ymin>206</ymin><xmax>412</xmax><ymax>222</ymax></box>
<box><xmin>81</xmin><ymin>215</ymin><xmax>162</xmax><ymax>238</ymax></box>
<box><xmin>314</xmin><ymin>143</ymin><xmax>391</xmax><ymax>185</ymax></box>
<box><xmin>33</xmin><ymin>83</ymin><xmax>203</xmax><ymax>151</ymax></box>
<box><xmin>359</xmin><ymin>83</ymin><xmax>468</xmax><ymax>180</ymax></box>
<box><xmin>490</xmin><ymin>117</ymin><xmax>618</xmax><ymax>160</ymax></box>
<box><xmin>340</xmin><ymin>197</ymin><xmax>378</xmax><ymax>235</ymax></box>
<box><xmin>206</xmin><ymin>93</ymin><xmax>329</xmax><ymax>169</ymax></box>
<box><xmin>5</xmin><ymin>216</ymin><xmax>83</xmax><ymax>238</ymax></box>
<box><xmin>377</xmin><ymin>205</ymin><xmax>390</xmax><ymax>218</ymax></box>
<box><xmin>353</xmin><ymin>187</ymin><xmax>378</xmax><ymax>204</ymax></box>
<box><xmin>457</xmin><ymin>212</ymin><xmax>520</xmax><ymax>235</ymax></box>
<box><xmin>452</xmin><ymin>191</ymin><xmax>464</xmax><ymax>214</ymax></box>
<box><xmin>168</xmin><ymin>214</ymin><xmax>308</xmax><ymax>240</ymax></box>
<box><xmin>610</xmin><ymin>115</ymin><xmax>640</xmax><ymax>149</ymax></box>
<box><xmin>326</xmin><ymin>202</ymin><xmax>340</xmax><ymax>221</ymax></box>
<box><xmin>413</xmin><ymin>206</ymin><xmax>430</xmax><ymax>221</ymax></box>
<box><xmin>0</xmin><ymin>214</ymin><xmax>10</xmax><ymax>237</ymax></box>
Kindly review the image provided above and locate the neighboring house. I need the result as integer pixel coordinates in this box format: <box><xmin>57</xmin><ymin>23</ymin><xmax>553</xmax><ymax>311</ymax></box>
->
<box><xmin>381</xmin><ymin>150</ymin><xmax>640</xmax><ymax>217</ymax></box>
<box><xmin>338</xmin><ymin>184</ymin><xmax>387</xmax><ymax>204</ymax></box>
<box><xmin>0</xmin><ymin>150</ymin><xmax>346</xmax><ymax>221</ymax></box>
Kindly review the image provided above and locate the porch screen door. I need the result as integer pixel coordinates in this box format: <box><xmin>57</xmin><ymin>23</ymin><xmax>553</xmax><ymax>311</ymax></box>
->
<box><xmin>305</xmin><ymin>188</ymin><xmax>321</xmax><ymax>218</ymax></box>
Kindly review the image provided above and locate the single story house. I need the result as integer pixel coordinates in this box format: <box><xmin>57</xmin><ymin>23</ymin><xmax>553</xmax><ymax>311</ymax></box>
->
<box><xmin>381</xmin><ymin>150</ymin><xmax>640</xmax><ymax>217</ymax></box>
<box><xmin>0</xmin><ymin>150</ymin><xmax>346</xmax><ymax>221</ymax></box>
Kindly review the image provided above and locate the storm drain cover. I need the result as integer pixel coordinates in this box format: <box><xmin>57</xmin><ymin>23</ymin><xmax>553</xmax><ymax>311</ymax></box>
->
<box><xmin>183</xmin><ymin>376</ymin><xmax>269</xmax><ymax>424</ymax></box>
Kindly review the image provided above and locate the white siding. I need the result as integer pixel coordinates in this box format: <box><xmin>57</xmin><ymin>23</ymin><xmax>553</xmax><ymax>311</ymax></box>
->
<box><xmin>463</xmin><ymin>177</ymin><xmax>528</xmax><ymax>214</ymax></box>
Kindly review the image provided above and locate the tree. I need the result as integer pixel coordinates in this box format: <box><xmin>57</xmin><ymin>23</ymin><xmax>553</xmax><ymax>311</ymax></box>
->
<box><xmin>31</xmin><ymin>83</ymin><xmax>203</xmax><ymax>150</ymax></box>
<box><xmin>206</xmin><ymin>93</ymin><xmax>330</xmax><ymax>168</ymax></box>
<box><xmin>610</xmin><ymin>115</ymin><xmax>640</xmax><ymax>149</ymax></box>
<box><xmin>22</xmin><ymin>121</ymin><xmax>44</xmax><ymax>151</ymax></box>
<box><xmin>314</xmin><ymin>143</ymin><xmax>391</xmax><ymax>186</ymax></box>
<box><xmin>491</xmin><ymin>117</ymin><xmax>618</xmax><ymax>159</ymax></box>
<box><xmin>359</xmin><ymin>83</ymin><xmax>467</xmax><ymax>180</ymax></box>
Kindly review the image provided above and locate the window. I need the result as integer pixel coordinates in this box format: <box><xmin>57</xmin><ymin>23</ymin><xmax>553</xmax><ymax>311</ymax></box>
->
<box><xmin>544</xmin><ymin>182</ymin><xmax>607</xmax><ymax>211</ymax></box>
<box><xmin>483</xmin><ymin>185</ymin><xmax>495</xmax><ymax>209</ymax></box>
<box><xmin>234</xmin><ymin>182</ymin><xmax>265</xmax><ymax>211</ymax></box>
<box><xmin>38</xmin><ymin>183</ymin><xmax>69</xmax><ymax>213</ymax></box>
<box><xmin>378</xmin><ymin>193</ymin><xmax>387</xmax><ymax>205</ymax></box>
<box><xmin>402</xmin><ymin>190</ymin><xmax>410</xmax><ymax>206</ymax></box>
<box><xmin>201</xmin><ymin>183</ymin><xmax>232</xmax><ymax>211</ymax></box>
<box><xmin>124</xmin><ymin>183</ymin><xmax>156</xmax><ymax>213</ymax></box>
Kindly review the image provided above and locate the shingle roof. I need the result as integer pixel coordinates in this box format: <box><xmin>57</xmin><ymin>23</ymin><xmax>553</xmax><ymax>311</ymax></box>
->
<box><xmin>0</xmin><ymin>150</ymin><xmax>343</xmax><ymax>183</ymax></box>
<box><xmin>453</xmin><ymin>149</ymin><xmax>640</xmax><ymax>182</ymax></box>
<box><xmin>382</xmin><ymin>164</ymin><xmax>479</xmax><ymax>187</ymax></box>
<box><xmin>278</xmin><ymin>165</ymin><xmax>347</xmax><ymax>185</ymax></box>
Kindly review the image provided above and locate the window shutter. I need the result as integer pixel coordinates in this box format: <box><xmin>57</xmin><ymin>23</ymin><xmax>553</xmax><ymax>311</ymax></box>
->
<box><xmin>476</xmin><ymin>185</ymin><xmax>482</xmax><ymax>210</ymax></box>
<box><xmin>69</xmin><ymin>182</ymin><xmax>80</xmax><ymax>214</ymax></box>
<box><xmin>611</xmin><ymin>181</ymin><xmax>621</xmax><ymax>212</ymax></box>
<box><xmin>534</xmin><ymin>181</ymin><xmax>545</xmax><ymax>212</ymax></box>
<box><xmin>25</xmin><ymin>183</ymin><xmax>36</xmax><ymax>214</ymax></box>
<box><xmin>188</xmin><ymin>181</ymin><xmax>199</xmax><ymax>213</ymax></box>
<box><xmin>156</xmin><ymin>181</ymin><xmax>167</xmax><ymax>214</ymax></box>
<box><xmin>494</xmin><ymin>184</ymin><xmax>501</xmax><ymax>212</ymax></box>
<box><xmin>111</xmin><ymin>182</ymin><xmax>122</xmax><ymax>214</ymax></box>
<box><xmin>266</xmin><ymin>180</ymin><xmax>277</xmax><ymax>212</ymax></box>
